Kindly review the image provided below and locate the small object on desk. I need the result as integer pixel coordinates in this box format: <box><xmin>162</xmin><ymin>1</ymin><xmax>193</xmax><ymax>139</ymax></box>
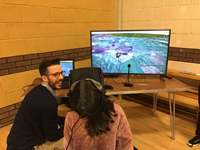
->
<box><xmin>179</xmin><ymin>71</ymin><xmax>195</xmax><ymax>75</ymax></box>
<box><xmin>124</xmin><ymin>83</ymin><xmax>133</xmax><ymax>87</ymax></box>
<box><xmin>196</xmin><ymin>73</ymin><xmax>200</xmax><ymax>76</ymax></box>
<box><xmin>161</xmin><ymin>74</ymin><xmax>173</xmax><ymax>79</ymax></box>
<box><xmin>104</xmin><ymin>84</ymin><xmax>113</xmax><ymax>90</ymax></box>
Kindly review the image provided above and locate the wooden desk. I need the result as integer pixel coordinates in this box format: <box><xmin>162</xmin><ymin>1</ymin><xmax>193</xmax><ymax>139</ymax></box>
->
<box><xmin>21</xmin><ymin>75</ymin><xmax>190</xmax><ymax>140</ymax></box>
<box><xmin>167</xmin><ymin>69</ymin><xmax>200</xmax><ymax>81</ymax></box>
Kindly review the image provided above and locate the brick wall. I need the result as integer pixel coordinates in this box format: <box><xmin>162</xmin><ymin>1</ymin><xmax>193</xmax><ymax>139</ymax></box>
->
<box><xmin>0</xmin><ymin>47</ymin><xmax>91</xmax><ymax>76</ymax></box>
<box><xmin>0</xmin><ymin>102</ymin><xmax>21</xmax><ymax>128</ymax></box>
<box><xmin>168</xmin><ymin>47</ymin><xmax>200</xmax><ymax>63</ymax></box>
<box><xmin>1</xmin><ymin>46</ymin><xmax>200</xmax><ymax>77</ymax></box>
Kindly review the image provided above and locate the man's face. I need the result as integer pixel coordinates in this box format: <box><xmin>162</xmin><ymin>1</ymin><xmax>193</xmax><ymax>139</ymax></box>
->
<box><xmin>44</xmin><ymin>65</ymin><xmax>64</xmax><ymax>90</ymax></box>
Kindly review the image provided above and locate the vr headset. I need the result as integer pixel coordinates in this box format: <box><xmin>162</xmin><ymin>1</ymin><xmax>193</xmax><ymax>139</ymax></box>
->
<box><xmin>68</xmin><ymin>67</ymin><xmax>105</xmax><ymax>117</ymax></box>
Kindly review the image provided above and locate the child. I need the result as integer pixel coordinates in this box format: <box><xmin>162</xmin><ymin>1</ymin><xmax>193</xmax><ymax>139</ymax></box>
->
<box><xmin>63</xmin><ymin>79</ymin><xmax>133</xmax><ymax>150</ymax></box>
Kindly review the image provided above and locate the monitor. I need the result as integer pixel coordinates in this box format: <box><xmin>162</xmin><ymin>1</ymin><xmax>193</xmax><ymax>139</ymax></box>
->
<box><xmin>90</xmin><ymin>29</ymin><xmax>171</xmax><ymax>75</ymax></box>
<box><xmin>60</xmin><ymin>59</ymin><xmax>74</xmax><ymax>78</ymax></box>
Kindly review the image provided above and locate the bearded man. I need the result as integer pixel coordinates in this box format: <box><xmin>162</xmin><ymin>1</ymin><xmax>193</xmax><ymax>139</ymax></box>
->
<box><xmin>7</xmin><ymin>59</ymin><xmax>65</xmax><ymax>150</ymax></box>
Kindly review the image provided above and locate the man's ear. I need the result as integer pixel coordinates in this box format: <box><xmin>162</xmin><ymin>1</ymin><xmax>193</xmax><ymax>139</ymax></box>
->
<box><xmin>41</xmin><ymin>75</ymin><xmax>48</xmax><ymax>83</ymax></box>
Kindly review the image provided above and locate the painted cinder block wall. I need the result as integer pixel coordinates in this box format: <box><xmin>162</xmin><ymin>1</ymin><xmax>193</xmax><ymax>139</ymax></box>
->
<box><xmin>116</xmin><ymin>0</ymin><xmax>200</xmax><ymax>73</ymax></box>
<box><xmin>0</xmin><ymin>0</ymin><xmax>114</xmax><ymax>126</ymax></box>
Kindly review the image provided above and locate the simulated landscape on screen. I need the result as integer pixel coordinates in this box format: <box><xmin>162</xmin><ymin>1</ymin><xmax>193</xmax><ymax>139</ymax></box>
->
<box><xmin>91</xmin><ymin>30</ymin><xmax>170</xmax><ymax>74</ymax></box>
<box><xmin>60</xmin><ymin>60</ymin><xmax>74</xmax><ymax>77</ymax></box>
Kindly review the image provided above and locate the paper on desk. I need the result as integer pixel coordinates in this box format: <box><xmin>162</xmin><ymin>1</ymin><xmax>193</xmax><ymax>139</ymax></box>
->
<box><xmin>179</xmin><ymin>71</ymin><xmax>196</xmax><ymax>75</ymax></box>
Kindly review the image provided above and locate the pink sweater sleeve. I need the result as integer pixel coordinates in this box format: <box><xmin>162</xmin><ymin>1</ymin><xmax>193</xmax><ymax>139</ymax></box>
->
<box><xmin>63</xmin><ymin>113</ymin><xmax>70</xmax><ymax>149</ymax></box>
<box><xmin>115</xmin><ymin>104</ymin><xmax>133</xmax><ymax>150</ymax></box>
<box><xmin>63</xmin><ymin>111</ymin><xmax>78</xmax><ymax>150</ymax></box>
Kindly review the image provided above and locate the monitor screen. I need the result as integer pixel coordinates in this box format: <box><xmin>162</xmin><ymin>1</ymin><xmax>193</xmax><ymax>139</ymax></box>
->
<box><xmin>60</xmin><ymin>60</ymin><xmax>74</xmax><ymax>77</ymax></box>
<box><xmin>91</xmin><ymin>30</ymin><xmax>171</xmax><ymax>75</ymax></box>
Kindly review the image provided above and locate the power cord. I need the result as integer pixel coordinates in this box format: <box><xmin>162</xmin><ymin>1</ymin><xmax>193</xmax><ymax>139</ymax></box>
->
<box><xmin>104</xmin><ymin>77</ymin><xmax>122</xmax><ymax>84</ymax></box>
<box><xmin>104</xmin><ymin>77</ymin><xmax>110</xmax><ymax>83</ymax></box>
<box><xmin>66</xmin><ymin>117</ymin><xmax>80</xmax><ymax>150</ymax></box>
<box><xmin>110</xmin><ymin>78</ymin><xmax>123</xmax><ymax>84</ymax></box>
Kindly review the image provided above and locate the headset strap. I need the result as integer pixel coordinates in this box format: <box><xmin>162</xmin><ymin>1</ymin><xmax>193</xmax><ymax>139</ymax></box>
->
<box><xmin>80</xmin><ymin>77</ymin><xmax>86</xmax><ymax>111</ymax></box>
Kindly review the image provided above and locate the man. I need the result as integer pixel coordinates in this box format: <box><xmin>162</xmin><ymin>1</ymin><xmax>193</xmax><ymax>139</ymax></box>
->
<box><xmin>7</xmin><ymin>59</ymin><xmax>66</xmax><ymax>150</ymax></box>
<box><xmin>187</xmin><ymin>85</ymin><xmax>200</xmax><ymax>147</ymax></box>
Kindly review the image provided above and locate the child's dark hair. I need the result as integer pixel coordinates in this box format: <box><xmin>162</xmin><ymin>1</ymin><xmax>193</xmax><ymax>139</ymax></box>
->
<box><xmin>70</xmin><ymin>80</ymin><xmax>117</xmax><ymax>137</ymax></box>
<box><xmin>39</xmin><ymin>59</ymin><xmax>60</xmax><ymax>76</ymax></box>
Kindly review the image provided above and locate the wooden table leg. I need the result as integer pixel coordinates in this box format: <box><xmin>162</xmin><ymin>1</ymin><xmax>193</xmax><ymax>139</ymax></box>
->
<box><xmin>153</xmin><ymin>92</ymin><xmax>158</xmax><ymax>117</ymax></box>
<box><xmin>118</xmin><ymin>94</ymin><xmax>122</xmax><ymax>100</ymax></box>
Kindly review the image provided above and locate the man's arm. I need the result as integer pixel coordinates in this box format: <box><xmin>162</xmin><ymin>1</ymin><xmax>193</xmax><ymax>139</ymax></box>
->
<box><xmin>42</xmin><ymin>100</ymin><xmax>64</xmax><ymax>142</ymax></box>
<box><xmin>57</xmin><ymin>116</ymin><xmax>65</xmax><ymax>126</ymax></box>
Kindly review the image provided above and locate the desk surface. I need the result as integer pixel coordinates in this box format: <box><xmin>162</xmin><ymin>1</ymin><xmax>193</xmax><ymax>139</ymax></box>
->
<box><xmin>21</xmin><ymin>75</ymin><xmax>190</xmax><ymax>99</ymax></box>
<box><xmin>167</xmin><ymin>69</ymin><xmax>200</xmax><ymax>81</ymax></box>
<box><xmin>104</xmin><ymin>74</ymin><xmax>190</xmax><ymax>95</ymax></box>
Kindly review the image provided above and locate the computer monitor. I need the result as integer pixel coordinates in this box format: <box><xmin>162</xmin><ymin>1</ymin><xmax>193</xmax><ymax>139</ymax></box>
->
<box><xmin>60</xmin><ymin>59</ymin><xmax>74</xmax><ymax>78</ymax></box>
<box><xmin>60</xmin><ymin>59</ymin><xmax>74</xmax><ymax>89</ymax></box>
<box><xmin>90</xmin><ymin>29</ymin><xmax>171</xmax><ymax>75</ymax></box>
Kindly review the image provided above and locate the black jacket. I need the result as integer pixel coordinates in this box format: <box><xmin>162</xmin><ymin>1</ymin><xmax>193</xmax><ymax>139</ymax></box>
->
<box><xmin>7</xmin><ymin>84</ymin><xmax>65</xmax><ymax>150</ymax></box>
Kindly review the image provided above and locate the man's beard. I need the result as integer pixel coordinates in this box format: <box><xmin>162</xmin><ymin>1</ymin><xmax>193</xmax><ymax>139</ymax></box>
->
<box><xmin>47</xmin><ymin>77</ymin><xmax>63</xmax><ymax>90</ymax></box>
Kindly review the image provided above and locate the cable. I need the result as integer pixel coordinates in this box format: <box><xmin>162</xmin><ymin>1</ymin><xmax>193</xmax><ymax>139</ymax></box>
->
<box><xmin>22</xmin><ymin>84</ymin><xmax>35</xmax><ymax>91</ymax></box>
<box><xmin>110</xmin><ymin>78</ymin><xmax>123</xmax><ymax>84</ymax></box>
<box><xmin>124</xmin><ymin>76</ymin><xmax>128</xmax><ymax>84</ymax></box>
<box><xmin>66</xmin><ymin>117</ymin><xmax>80</xmax><ymax>150</ymax></box>
<box><xmin>104</xmin><ymin>77</ymin><xmax>124</xmax><ymax>84</ymax></box>
<box><xmin>104</xmin><ymin>77</ymin><xmax>110</xmax><ymax>83</ymax></box>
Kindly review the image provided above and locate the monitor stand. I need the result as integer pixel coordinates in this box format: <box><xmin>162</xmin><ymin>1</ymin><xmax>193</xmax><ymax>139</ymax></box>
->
<box><xmin>160</xmin><ymin>74</ymin><xmax>173</xmax><ymax>82</ymax></box>
<box><xmin>103</xmin><ymin>73</ymin><xmax>119</xmax><ymax>78</ymax></box>
<box><xmin>161</xmin><ymin>74</ymin><xmax>173</xmax><ymax>79</ymax></box>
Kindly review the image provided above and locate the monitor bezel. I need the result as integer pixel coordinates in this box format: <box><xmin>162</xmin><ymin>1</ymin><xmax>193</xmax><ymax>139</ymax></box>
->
<box><xmin>90</xmin><ymin>29</ymin><xmax>171</xmax><ymax>75</ymax></box>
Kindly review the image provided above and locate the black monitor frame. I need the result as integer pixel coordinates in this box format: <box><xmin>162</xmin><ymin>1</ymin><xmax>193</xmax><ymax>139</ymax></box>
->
<box><xmin>90</xmin><ymin>29</ymin><xmax>171</xmax><ymax>76</ymax></box>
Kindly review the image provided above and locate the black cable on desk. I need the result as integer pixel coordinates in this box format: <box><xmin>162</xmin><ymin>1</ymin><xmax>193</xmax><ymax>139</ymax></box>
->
<box><xmin>111</xmin><ymin>78</ymin><xmax>123</xmax><ymax>84</ymax></box>
<box><xmin>104</xmin><ymin>77</ymin><xmax>123</xmax><ymax>84</ymax></box>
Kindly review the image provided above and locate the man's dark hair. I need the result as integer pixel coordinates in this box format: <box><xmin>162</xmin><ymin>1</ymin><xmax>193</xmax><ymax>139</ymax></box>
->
<box><xmin>70</xmin><ymin>80</ymin><xmax>117</xmax><ymax>137</ymax></box>
<box><xmin>39</xmin><ymin>58</ymin><xmax>60</xmax><ymax>76</ymax></box>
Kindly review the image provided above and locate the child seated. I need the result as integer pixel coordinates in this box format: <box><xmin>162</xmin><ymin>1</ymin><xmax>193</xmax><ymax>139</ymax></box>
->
<box><xmin>63</xmin><ymin>79</ymin><xmax>133</xmax><ymax>150</ymax></box>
